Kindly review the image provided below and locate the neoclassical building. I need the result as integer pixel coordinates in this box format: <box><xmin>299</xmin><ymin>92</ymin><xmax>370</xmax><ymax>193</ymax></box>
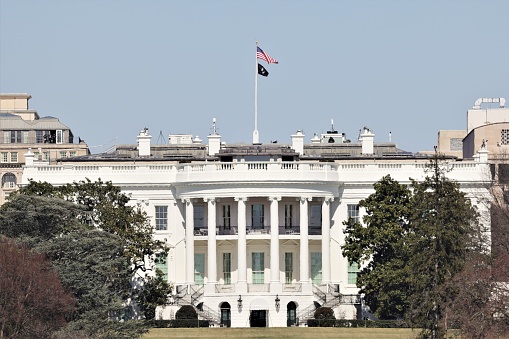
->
<box><xmin>21</xmin><ymin>123</ymin><xmax>490</xmax><ymax>327</ymax></box>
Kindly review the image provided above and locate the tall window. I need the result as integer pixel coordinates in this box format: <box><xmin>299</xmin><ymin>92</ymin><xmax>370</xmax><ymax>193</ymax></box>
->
<box><xmin>10</xmin><ymin>152</ymin><xmax>18</xmax><ymax>163</ymax></box>
<box><xmin>348</xmin><ymin>262</ymin><xmax>360</xmax><ymax>285</ymax></box>
<box><xmin>36</xmin><ymin>130</ymin><xmax>44</xmax><ymax>143</ymax></box>
<box><xmin>223</xmin><ymin>253</ymin><xmax>231</xmax><ymax>284</ymax></box>
<box><xmin>309</xmin><ymin>205</ymin><xmax>321</xmax><ymax>228</ymax></box>
<box><xmin>56</xmin><ymin>130</ymin><xmax>63</xmax><ymax>144</ymax></box>
<box><xmin>284</xmin><ymin>204</ymin><xmax>293</xmax><ymax>228</ymax></box>
<box><xmin>23</xmin><ymin>131</ymin><xmax>29</xmax><ymax>143</ymax></box>
<box><xmin>155</xmin><ymin>206</ymin><xmax>168</xmax><ymax>231</ymax></box>
<box><xmin>222</xmin><ymin>205</ymin><xmax>231</xmax><ymax>228</ymax></box>
<box><xmin>0</xmin><ymin>152</ymin><xmax>7</xmax><ymax>163</ymax></box>
<box><xmin>194</xmin><ymin>205</ymin><xmax>204</xmax><ymax>228</ymax></box>
<box><xmin>252</xmin><ymin>252</ymin><xmax>264</xmax><ymax>284</ymax></box>
<box><xmin>155</xmin><ymin>253</ymin><xmax>168</xmax><ymax>282</ymax></box>
<box><xmin>285</xmin><ymin>252</ymin><xmax>293</xmax><ymax>283</ymax></box>
<box><xmin>252</xmin><ymin>204</ymin><xmax>264</xmax><ymax>228</ymax></box>
<box><xmin>43</xmin><ymin>151</ymin><xmax>50</xmax><ymax>161</ymax></box>
<box><xmin>2</xmin><ymin>173</ymin><xmax>16</xmax><ymax>189</ymax></box>
<box><xmin>347</xmin><ymin>204</ymin><xmax>360</xmax><ymax>224</ymax></box>
<box><xmin>311</xmin><ymin>252</ymin><xmax>322</xmax><ymax>284</ymax></box>
<box><xmin>3</xmin><ymin>131</ymin><xmax>9</xmax><ymax>144</ymax></box>
<box><xmin>10</xmin><ymin>131</ymin><xmax>21</xmax><ymax>144</ymax></box>
<box><xmin>194</xmin><ymin>253</ymin><xmax>205</xmax><ymax>285</ymax></box>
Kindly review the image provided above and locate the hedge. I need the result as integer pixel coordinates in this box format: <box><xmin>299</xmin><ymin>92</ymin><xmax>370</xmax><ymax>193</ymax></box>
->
<box><xmin>149</xmin><ymin>319</ymin><xmax>211</xmax><ymax>328</ymax></box>
<box><xmin>307</xmin><ymin>319</ymin><xmax>410</xmax><ymax>328</ymax></box>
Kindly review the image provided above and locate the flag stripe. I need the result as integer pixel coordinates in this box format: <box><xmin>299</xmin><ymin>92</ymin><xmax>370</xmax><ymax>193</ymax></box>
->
<box><xmin>257</xmin><ymin>46</ymin><xmax>278</xmax><ymax>64</ymax></box>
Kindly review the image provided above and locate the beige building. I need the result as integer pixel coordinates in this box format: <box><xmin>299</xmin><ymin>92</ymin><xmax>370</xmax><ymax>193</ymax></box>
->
<box><xmin>0</xmin><ymin>93</ymin><xmax>89</xmax><ymax>204</ymax></box>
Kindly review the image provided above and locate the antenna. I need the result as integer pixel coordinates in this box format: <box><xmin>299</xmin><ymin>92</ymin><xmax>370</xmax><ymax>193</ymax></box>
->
<box><xmin>331</xmin><ymin>118</ymin><xmax>334</xmax><ymax>131</ymax></box>
<box><xmin>156</xmin><ymin>130</ymin><xmax>166</xmax><ymax>144</ymax></box>
<box><xmin>212</xmin><ymin>117</ymin><xmax>217</xmax><ymax>135</ymax></box>
<box><xmin>389</xmin><ymin>131</ymin><xmax>392</xmax><ymax>142</ymax></box>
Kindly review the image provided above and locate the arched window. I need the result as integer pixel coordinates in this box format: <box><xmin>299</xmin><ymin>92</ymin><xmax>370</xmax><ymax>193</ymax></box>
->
<box><xmin>287</xmin><ymin>301</ymin><xmax>297</xmax><ymax>327</ymax></box>
<box><xmin>2</xmin><ymin>173</ymin><xmax>17</xmax><ymax>189</ymax></box>
<box><xmin>220</xmin><ymin>302</ymin><xmax>231</xmax><ymax>327</ymax></box>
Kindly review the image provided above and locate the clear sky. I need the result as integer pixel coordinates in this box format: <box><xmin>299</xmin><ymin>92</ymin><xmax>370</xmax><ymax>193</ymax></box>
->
<box><xmin>1</xmin><ymin>0</ymin><xmax>508</xmax><ymax>153</ymax></box>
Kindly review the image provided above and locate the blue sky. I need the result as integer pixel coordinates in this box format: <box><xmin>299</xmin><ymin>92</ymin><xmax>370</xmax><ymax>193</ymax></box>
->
<box><xmin>1</xmin><ymin>0</ymin><xmax>508</xmax><ymax>153</ymax></box>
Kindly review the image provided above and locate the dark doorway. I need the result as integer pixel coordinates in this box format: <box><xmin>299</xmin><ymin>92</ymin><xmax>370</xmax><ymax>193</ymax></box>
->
<box><xmin>250</xmin><ymin>310</ymin><xmax>267</xmax><ymax>327</ymax></box>
<box><xmin>287</xmin><ymin>302</ymin><xmax>297</xmax><ymax>327</ymax></box>
<box><xmin>220</xmin><ymin>302</ymin><xmax>231</xmax><ymax>327</ymax></box>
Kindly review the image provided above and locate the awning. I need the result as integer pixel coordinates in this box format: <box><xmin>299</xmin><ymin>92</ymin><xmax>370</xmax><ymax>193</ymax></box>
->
<box><xmin>249</xmin><ymin>298</ymin><xmax>269</xmax><ymax>310</ymax></box>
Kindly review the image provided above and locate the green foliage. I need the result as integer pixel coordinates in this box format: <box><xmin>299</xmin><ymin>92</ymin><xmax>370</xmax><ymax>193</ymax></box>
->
<box><xmin>135</xmin><ymin>269</ymin><xmax>173</xmax><ymax>320</ymax></box>
<box><xmin>314</xmin><ymin>307</ymin><xmax>336</xmax><ymax>320</ymax></box>
<box><xmin>342</xmin><ymin>154</ymin><xmax>479</xmax><ymax>338</ymax></box>
<box><xmin>16</xmin><ymin>178</ymin><xmax>167</xmax><ymax>272</ymax></box>
<box><xmin>175</xmin><ymin>305</ymin><xmax>198</xmax><ymax>320</ymax></box>
<box><xmin>342</xmin><ymin>175</ymin><xmax>412</xmax><ymax>319</ymax></box>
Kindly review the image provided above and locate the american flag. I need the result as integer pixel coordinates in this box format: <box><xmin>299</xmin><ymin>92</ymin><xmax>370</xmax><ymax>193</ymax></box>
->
<box><xmin>257</xmin><ymin>46</ymin><xmax>278</xmax><ymax>64</ymax></box>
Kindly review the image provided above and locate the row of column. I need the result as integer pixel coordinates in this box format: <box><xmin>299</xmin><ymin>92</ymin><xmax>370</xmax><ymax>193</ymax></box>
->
<box><xmin>184</xmin><ymin>196</ymin><xmax>333</xmax><ymax>286</ymax></box>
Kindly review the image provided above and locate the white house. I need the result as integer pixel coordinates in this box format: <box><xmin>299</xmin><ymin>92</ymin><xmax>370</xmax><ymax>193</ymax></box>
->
<box><xmin>21</xmin><ymin>122</ymin><xmax>491</xmax><ymax>327</ymax></box>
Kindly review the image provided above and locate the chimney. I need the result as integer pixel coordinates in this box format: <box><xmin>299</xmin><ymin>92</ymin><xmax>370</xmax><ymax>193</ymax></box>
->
<box><xmin>360</xmin><ymin>127</ymin><xmax>374</xmax><ymax>155</ymax></box>
<box><xmin>208</xmin><ymin>118</ymin><xmax>221</xmax><ymax>156</ymax></box>
<box><xmin>291</xmin><ymin>130</ymin><xmax>305</xmax><ymax>155</ymax></box>
<box><xmin>24</xmin><ymin>148</ymin><xmax>35</xmax><ymax>166</ymax></box>
<box><xmin>137</xmin><ymin>128</ymin><xmax>152</xmax><ymax>157</ymax></box>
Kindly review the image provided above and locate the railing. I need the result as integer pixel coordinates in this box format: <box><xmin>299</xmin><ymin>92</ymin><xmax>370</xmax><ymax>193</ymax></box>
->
<box><xmin>215</xmin><ymin>284</ymin><xmax>235</xmax><ymax>293</ymax></box>
<box><xmin>282</xmin><ymin>283</ymin><xmax>302</xmax><ymax>292</ymax></box>
<box><xmin>341</xmin><ymin>294</ymin><xmax>361</xmax><ymax>304</ymax></box>
<box><xmin>247</xmin><ymin>283</ymin><xmax>270</xmax><ymax>292</ymax></box>
<box><xmin>190</xmin><ymin>285</ymin><xmax>204</xmax><ymax>305</ymax></box>
<box><xmin>246</xmin><ymin>226</ymin><xmax>269</xmax><ymax>235</ymax></box>
<box><xmin>309</xmin><ymin>227</ymin><xmax>322</xmax><ymax>235</ymax></box>
<box><xmin>279</xmin><ymin>226</ymin><xmax>300</xmax><ymax>235</ymax></box>
<box><xmin>217</xmin><ymin>226</ymin><xmax>238</xmax><ymax>235</ymax></box>
<box><xmin>313</xmin><ymin>284</ymin><xmax>327</xmax><ymax>304</ymax></box>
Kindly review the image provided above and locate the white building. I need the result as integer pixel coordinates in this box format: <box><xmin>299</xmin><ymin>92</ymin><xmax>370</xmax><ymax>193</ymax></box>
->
<box><xmin>22</xmin><ymin>123</ymin><xmax>490</xmax><ymax>327</ymax></box>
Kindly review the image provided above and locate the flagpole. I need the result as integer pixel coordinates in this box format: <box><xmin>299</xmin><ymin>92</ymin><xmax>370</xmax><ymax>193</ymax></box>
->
<box><xmin>253</xmin><ymin>40</ymin><xmax>259</xmax><ymax>144</ymax></box>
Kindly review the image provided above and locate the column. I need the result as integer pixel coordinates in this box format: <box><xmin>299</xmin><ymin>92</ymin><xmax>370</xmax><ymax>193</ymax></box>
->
<box><xmin>183</xmin><ymin>198</ymin><xmax>194</xmax><ymax>285</ymax></box>
<box><xmin>206</xmin><ymin>198</ymin><xmax>217</xmax><ymax>285</ymax></box>
<box><xmin>321</xmin><ymin>197</ymin><xmax>333</xmax><ymax>284</ymax></box>
<box><xmin>299</xmin><ymin>197</ymin><xmax>310</xmax><ymax>283</ymax></box>
<box><xmin>269</xmin><ymin>197</ymin><xmax>281</xmax><ymax>288</ymax></box>
<box><xmin>235</xmin><ymin>197</ymin><xmax>248</xmax><ymax>293</ymax></box>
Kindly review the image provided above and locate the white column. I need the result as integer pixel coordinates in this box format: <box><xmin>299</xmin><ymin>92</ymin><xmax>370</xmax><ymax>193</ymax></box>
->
<box><xmin>206</xmin><ymin>198</ymin><xmax>217</xmax><ymax>284</ymax></box>
<box><xmin>299</xmin><ymin>197</ymin><xmax>311</xmax><ymax>283</ymax></box>
<box><xmin>321</xmin><ymin>197</ymin><xmax>332</xmax><ymax>284</ymax></box>
<box><xmin>183</xmin><ymin>198</ymin><xmax>194</xmax><ymax>285</ymax></box>
<box><xmin>236</xmin><ymin>197</ymin><xmax>248</xmax><ymax>291</ymax></box>
<box><xmin>269</xmin><ymin>197</ymin><xmax>281</xmax><ymax>285</ymax></box>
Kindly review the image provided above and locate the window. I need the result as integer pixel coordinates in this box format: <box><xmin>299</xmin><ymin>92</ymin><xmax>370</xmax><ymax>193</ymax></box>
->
<box><xmin>223</xmin><ymin>253</ymin><xmax>231</xmax><ymax>284</ymax></box>
<box><xmin>56</xmin><ymin>130</ymin><xmax>63</xmax><ymax>144</ymax></box>
<box><xmin>43</xmin><ymin>151</ymin><xmax>50</xmax><ymax>161</ymax></box>
<box><xmin>59</xmin><ymin>151</ymin><xmax>67</xmax><ymax>158</ymax></box>
<box><xmin>36</xmin><ymin>130</ymin><xmax>44</xmax><ymax>143</ymax></box>
<box><xmin>194</xmin><ymin>253</ymin><xmax>205</xmax><ymax>285</ymax></box>
<box><xmin>0</xmin><ymin>152</ymin><xmax>7</xmax><ymax>163</ymax></box>
<box><xmin>10</xmin><ymin>131</ymin><xmax>21</xmax><ymax>144</ymax></box>
<box><xmin>2</xmin><ymin>173</ymin><xmax>16</xmax><ymax>189</ymax></box>
<box><xmin>10</xmin><ymin>152</ymin><xmax>18</xmax><ymax>163</ymax></box>
<box><xmin>155</xmin><ymin>253</ymin><xmax>168</xmax><ymax>282</ymax></box>
<box><xmin>252</xmin><ymin>252</ymin><xmax>264</xmax><ymax>284</ymax></box>
<box><xmin>502</xmin><ymin>129</ymin><xmax>509</xmax><ymax>145</ymax></box>
<box><xmin>194</xmin><ymin>205</ymin><xmax>204</xmax><ymax>228</ymax></box>
<box><xmin>69</xmin><ymin>151</ymin><xmax>76</xmax><ymax>157</ymax></box>
<box><xmin>285</xmin><ymin>204</ymin><xmax>293</xmax><ymax>228</ymax></box>
<box><xmin>3</xmin><ymin>131</ymin><xmax>9</xmax><ymax>144</ymax></box>
<box><xmin>347</xmin><ymin>204</ymin><xmax>360</xmax><ymax>224</ymax></box>
<box><xmin>252</xmin><ymin>204</ymin><xmax>264</xmax><ymax>228</ymax></box>
<box><xmin>155</xmin><ymin>206</ymin><xmax>168</xmax><ymax>231</ymax></box>
<box><xmin>348</xmin><ymin>262</ymin><xmax>360</xmax><ymax>285</ymax></box>
<box><xmin>285</xmin><ymin>252</ymin><xmax>293</xmax><ymax>283</ymax></box>
<box><xmin>309</xmin><ymin>204</ymin><xmax>321</xmax><ymax>228</ymax></box>
<box><xmin>311</xmin><ymin>252</ymin><xmax>322</xmax><ymax>284</ymax></box>
<box><xmin>222</xmin><ymin>205</ymin><xmax>231</xmax><ymax>228</ymax></box>
<box><xmin>23</xmin><ymin>131</ymin><xmax>29</xmax><ymax>143</ymax></box>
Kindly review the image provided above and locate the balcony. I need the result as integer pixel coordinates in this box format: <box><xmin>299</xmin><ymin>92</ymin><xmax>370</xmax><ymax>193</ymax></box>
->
<box><xmin>193</xmin><ymin>225</ymin><xmax>321</xmax><ymax>236</ymax></box>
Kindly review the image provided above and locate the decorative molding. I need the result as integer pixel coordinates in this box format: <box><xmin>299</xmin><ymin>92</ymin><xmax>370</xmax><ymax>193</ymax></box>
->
<box><xmin>234</xmin><ymin>197</ymin><xmax>249</xmax><ymax>202</ymax></box>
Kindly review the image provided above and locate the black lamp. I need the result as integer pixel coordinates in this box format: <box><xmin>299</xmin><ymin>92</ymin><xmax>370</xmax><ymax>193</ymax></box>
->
<box><xmin>237</xmin><ymin>295</ymin><xmax>243</xmax><ymax>308</ymax></box>
<box><xmin>275</xmin><ymin>294</ymin><xmax>280</xmax><ymax>309</ymax></box>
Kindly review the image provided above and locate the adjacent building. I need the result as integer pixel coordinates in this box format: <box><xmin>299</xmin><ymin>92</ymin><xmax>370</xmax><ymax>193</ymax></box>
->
<box><xmin>0</xmin><ymin>93</ymin><xmax>90</xmax><ymax>204</ymax></box>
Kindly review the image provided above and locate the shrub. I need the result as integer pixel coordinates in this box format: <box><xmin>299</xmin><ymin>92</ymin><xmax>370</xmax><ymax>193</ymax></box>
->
<box><xmin>314</xmin><ymin>307</ymin><xmax>335</xmax><ymax>320</ymax></box>
<box><xmin>175</xmin><ymin>305</ymin><xmax>198</xmax><ymax>320</ymax></box>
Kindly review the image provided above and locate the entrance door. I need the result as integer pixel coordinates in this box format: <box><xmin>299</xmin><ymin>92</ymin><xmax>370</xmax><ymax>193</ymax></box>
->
<box><xmin>250</xmin><ymin>310</ymin><xmax>267</xmax><ymax>327</ymax></box>
<box><xmin>287</xmin><ymin>302</ymin><xmax>297</xmax><ymax>326</ymax></box>
<box><xmin>220</xmin><ymin>302</ymin><xmax>231</xmax><ymax>327</ymax></box>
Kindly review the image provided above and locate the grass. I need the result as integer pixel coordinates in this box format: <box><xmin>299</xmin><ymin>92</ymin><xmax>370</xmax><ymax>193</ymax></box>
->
<box><xmin>143</xmin><ymin>327</ymin><xmax>421</xmax><ymax>339</ymax></box>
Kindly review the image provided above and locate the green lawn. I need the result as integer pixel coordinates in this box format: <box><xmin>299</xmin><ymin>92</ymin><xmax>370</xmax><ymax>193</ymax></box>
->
<box><xmin>144</xmin><ymin>327</ymin><xmax>421</xmax><ymax>339</ymax></box>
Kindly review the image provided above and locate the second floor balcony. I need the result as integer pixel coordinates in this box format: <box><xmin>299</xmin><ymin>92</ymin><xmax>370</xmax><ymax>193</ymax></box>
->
<box><xmin>193</xmin><ymin>225</ymin><xmax>322</xmax><ymax>236</ymax></box>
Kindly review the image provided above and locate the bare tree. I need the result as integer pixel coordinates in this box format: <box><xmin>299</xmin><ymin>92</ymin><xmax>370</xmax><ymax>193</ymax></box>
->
<box><xmin>0</xmin><ymin>237</ymin><xmax>76</xmax><ymax>339</ymax></box>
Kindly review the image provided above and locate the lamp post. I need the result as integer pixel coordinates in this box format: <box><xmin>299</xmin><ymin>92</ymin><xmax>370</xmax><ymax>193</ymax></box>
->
<box><xmin>237</xmin><ymin>295</ymin><xmax>243</xmax><ymax>309</ymax></box>
<box><xmin>275</xmin><ymin>294</ymin><xmax>280</xmax><ymax>311</ymax></box>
